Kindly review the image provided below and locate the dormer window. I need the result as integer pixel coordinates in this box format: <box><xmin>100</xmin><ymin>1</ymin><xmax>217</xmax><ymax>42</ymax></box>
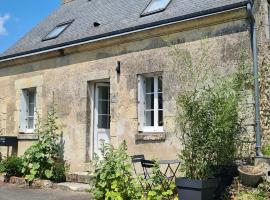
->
<box><xmin>141</xmin><ymin>0</ymin><xmax>171</xmax><ymax>17</ymax></box>
<box><xmin>42</xmin><ymin>20</ymin><xmax>73</xmax><ymax>41</ymax></box>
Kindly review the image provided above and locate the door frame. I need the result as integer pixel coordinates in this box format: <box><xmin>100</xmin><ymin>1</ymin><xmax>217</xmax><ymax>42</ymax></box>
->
<box><xmin>89</xmin><ymin>80</ymin><xmax>110</xmax><ymax>160</ymax></box>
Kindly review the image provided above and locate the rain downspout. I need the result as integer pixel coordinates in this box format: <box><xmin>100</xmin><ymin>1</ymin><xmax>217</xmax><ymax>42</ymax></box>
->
<box><xmin>247</xmin><ymin>0</ymin><xmax>263</xmax><ymax>156</ymax></box>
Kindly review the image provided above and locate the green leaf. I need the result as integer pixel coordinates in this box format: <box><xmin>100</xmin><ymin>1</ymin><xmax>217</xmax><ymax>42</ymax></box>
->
<box><xmin>45</xmin><ymin>169</ymin><xmax>53</xmax><ymax>178</ymax></box>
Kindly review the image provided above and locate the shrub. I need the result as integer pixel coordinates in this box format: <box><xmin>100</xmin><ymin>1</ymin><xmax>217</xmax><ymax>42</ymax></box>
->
<box><xmin>91</xmin><ymin>141</ymin><xmax>142</xmax><ymax>200</ymax></box>
<box><xmin>22</xmin><ymin>104</ymin><xmax>66</xmax><ymax>183</ymax></box>
<box><xmin>3</xmin><ymin>156</ymin><xmax>23</xmax><ymax>177</ymax></box>
<box><xmin>178</xmin><ymin>67</ymin><xmax>247</xmax><ymax>179</ymax></box>
<box><xmin>51</xmin><ymin>159</ymin><xmax>68</xmax><ymax>183</ymax></box>
<box><xmin>0</xmin><ymin>160</ymin><xmax>5</xmax><ymax>173</ymax></box>
<box><xmin>91</xmin><ymin>141</ymin><xmax>177</xmax><ymax>200</ymax></box>
<box><xmin>142</xmin><ymin>162</ymin><xmax>176</xmax><ymax>200</ymax></box>
<box><xmin>262</xmin><ymin>144</ymin><xmax>270</xmax><ymax>156</ymax></box>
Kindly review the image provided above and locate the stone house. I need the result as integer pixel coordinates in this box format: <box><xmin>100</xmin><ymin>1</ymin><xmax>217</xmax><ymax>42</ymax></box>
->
<box><xmin>0</xmin><ymin>0</ymin><xmax>269</xmax><ymax>171</ymax></box>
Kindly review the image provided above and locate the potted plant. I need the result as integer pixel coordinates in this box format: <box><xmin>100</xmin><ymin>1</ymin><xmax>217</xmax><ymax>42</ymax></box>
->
<box><xmin>238</xmin><ymin>165</ymin><xmax>264</xmax><ymax>187</ymax></box>
<box><xmin>175</xmin><ymin>68</ymin><xmax>246</xmax><ymax>200</ymax></box>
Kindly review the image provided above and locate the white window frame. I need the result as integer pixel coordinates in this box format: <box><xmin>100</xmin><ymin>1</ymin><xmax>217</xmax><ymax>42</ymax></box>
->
<box><xmin>19</xmin><ymin>88</ymin><xmax>36</xmax><ymax>133</ymax></box>
<box><xmin>138</xmin><ymin>74</ymin><xmax>164</xmax><ymax>133</ymax></box>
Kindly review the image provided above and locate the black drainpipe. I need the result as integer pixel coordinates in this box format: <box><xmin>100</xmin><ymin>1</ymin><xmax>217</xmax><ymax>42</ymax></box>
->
<box><xmin>247</xmin><ymin>0</ymin><xmax>263</xmax><ymax>156</ymax></box>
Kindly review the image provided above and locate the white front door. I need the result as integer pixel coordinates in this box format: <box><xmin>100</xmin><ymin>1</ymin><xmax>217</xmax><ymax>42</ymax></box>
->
<box><xmin>93</xmin><ymin>83</ymin><xmax>110</xmax><ymax>158</ymax></box>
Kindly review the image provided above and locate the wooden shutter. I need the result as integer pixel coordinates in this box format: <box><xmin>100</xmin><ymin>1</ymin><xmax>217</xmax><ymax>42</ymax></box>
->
<box><xmin>19</xmin><ymin>90</ymin><xmax>28</xmax><ymax>133</ymax></box>
<box><xmin>137</xmin><ymin>75</ymin><xmax>145</xmax><ymax>132</ymax></box>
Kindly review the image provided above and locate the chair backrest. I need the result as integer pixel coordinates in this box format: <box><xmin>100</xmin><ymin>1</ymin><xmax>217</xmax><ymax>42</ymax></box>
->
<box><xmin>141</xmin><ymin>159</ymin><xmax>155</xmax><ymax>168</ymax></box>
<box><xmin>131</xmin><ymin>154</ymin><xmax>145</xmax><ymax>163</ymax></box>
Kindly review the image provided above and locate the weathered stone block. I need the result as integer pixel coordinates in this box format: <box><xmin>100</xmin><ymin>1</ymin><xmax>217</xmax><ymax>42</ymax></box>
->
<box><xmin>33</xmin><ymin>179</ymin><xmax>53</xmax><ymax>188</ymax></box>
<box><xmin>9</xmin><ymin>176</ymin><xmax>26</xmax><ymax>185</ymax></box>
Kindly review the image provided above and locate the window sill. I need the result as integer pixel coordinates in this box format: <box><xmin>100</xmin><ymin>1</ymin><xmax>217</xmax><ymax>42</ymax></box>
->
<box><xmin>17</xmin><ymin>133</ymin><xmax>38</xmax><ymax>140</ymax></box>
<box><xmin>135</xmin><ymin>132</ymin><xmax>166</xmax><ymax>142</ymax></box>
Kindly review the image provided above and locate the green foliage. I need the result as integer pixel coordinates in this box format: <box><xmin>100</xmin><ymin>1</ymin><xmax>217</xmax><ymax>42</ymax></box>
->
<box><xmin>262</xmin><ymin>143</ymin><xmax>270</xmax><ymax>156</ymax></box>
<box><xmin>21</xmin><ymin>104</ymin><xmax>66</xmax><ymax>183</ymax></box>
<box><xmin>141</xmin><ymin>162</ymin><xmax>176</xmax><ymax>200</ymax></box>
<box><xmin>1</xmin><ymin>156</ymin><xmax>23</xmax><ymax>177</ymax></box>
<box><xmin>235</xmin><ymin>181</ymin><xmax>270</xmax><ymax>200</ymax></box>
<box><xmin>91</xmin><ymin>141</ymin><xmax>142</xmax><ymax>200</ymax></box>
<box><xmin>91</xmin><ymin>141</ymin><xmax>177</xmax><ymax>200</ymax></box>
<box><xmin>51</xmin><ymin>159</ymin><xmax>69</xmax><ymax>182</ymax></box>
<box><xmin>0</xmin><ymin>160</ymin><xmax>5</xmax><ymax>173</ymax></box>
<box><xmin>178</xmin><ymin>64</ymin><xmax>247</xmax><ymax>180</ymax></box>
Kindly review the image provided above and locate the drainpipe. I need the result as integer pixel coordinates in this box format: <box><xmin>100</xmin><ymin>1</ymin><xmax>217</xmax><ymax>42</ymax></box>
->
<box><xmin>247</xmin><ymin>0</ymin><xmax>263</xmax><ymax>156</ymax></box>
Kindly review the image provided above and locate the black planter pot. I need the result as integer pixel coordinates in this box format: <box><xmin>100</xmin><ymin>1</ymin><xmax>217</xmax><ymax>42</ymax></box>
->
<box><xmin>213</xmin><ymin>165</ymin><xmax>238</xmax><ymax>198</ymax></box>
<box><xmin>175</xmin><ymin>177</ymin><xmax>218</xmax><ymax>200</ymax></box>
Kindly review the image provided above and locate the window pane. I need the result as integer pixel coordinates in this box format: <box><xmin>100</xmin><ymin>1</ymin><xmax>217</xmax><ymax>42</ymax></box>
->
<box><xmin>29</xmin><ymin>103</ymin><xmax>35</xmax><ymax>116</ymax></box>
<box><xmin>158</xmin><ymin>93</ymin><xmax>163</xmax><ymax>109</ymax></box>
<box><xmin>28</xmin><ymin>117</ymin><xmax>34</xmax><ymax>129</ymax></box>
<box><xmin>45</xmin><ymin>23</ymin><xmax>69</xmax><ymax>40</ymax></box>
<box><xmin>98</xmin><ymin>100</ymin><xmax>109</xmax><ymax>115</ymax></box>
<box><xmin>145</xmin><ymin>77</ymin><xmax>154</xmax><ymax>93</ymax></box>
<box><xmin>145</xmin><ymin>111</ymin><xmax>154</xmax><ymax>126</ymax></box>
<box><xmin>98</xmin><ymin>115</ymin><xmax>110</xmax><ymax>129</ymax></box>
<box><xmin>143</xmin><ymin>0</ymin><xmax>171</xmax><ymax>14</ymax></box>
<box><xmin>98</xmin><ymin>86</ymin><xmax>109</xmax><ymax>100</ymax></box>
<box><xmin>158</xmin><ymin>110</ymin><xmax>163</xmax><ymax>126</ymax></box>
<box><xmin>146</xmin><ymin>93</ymin><xmax>154</xmax><ymax>110</ymax></box>
<box><xmin>29</xmin><ymin>91</ymin><xmax>35</xmax><ymax>103</ymax></box>
<box><xmin>158</xmin><ymin>76</ymin><xmax>163</xmax><ymax>92</ymax></box>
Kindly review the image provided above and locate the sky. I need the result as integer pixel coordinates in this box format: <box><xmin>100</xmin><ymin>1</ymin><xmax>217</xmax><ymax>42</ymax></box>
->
<box><xmin>0</xmin><ymin>0</ymin><xmax>61</xmax><ymax>53</ymax></box>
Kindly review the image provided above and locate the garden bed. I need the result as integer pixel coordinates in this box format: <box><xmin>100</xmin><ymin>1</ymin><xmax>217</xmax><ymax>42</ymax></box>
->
<box><xmin>3</xmin><ymin>176</ymin><xmax>53</xmax><ymax>189</ymax></box>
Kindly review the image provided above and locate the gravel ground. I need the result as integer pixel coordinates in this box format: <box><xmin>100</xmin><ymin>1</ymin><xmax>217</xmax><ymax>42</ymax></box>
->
<box><xmin>0</xmin><ymin>181</ymin><xmax>91</xmax><ymax>200</ymax></box>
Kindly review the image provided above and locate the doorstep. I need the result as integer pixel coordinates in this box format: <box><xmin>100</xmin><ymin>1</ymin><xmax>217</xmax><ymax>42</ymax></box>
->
<box><xmin>55</xmin><ymin>182</ymin><xmax>90</xmax><ymax>192</ymax></box>
<box><xmin>66</xmin><ymin>172</ymin><xmax>93</xmax><ymax>184</ymax></box>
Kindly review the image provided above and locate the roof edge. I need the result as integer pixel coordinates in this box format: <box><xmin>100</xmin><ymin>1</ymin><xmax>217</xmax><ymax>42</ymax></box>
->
<box><xmin>0</xmin><ymin>1</ymin><xmax>248</xmax><ymax>62</ymax></box>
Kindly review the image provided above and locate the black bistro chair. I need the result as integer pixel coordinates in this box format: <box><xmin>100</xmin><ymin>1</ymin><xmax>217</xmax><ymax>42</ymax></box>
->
<box><xmin>141</xmin><ymin>159</ymin><xmax>156</xmax><ymax>179</ymax></box>
<box><xmin>131</xmin><ymin>155</ymin><xmax>145</xmax><ymax>187</ymax></box>
<box><xmin>131</xmin><ymin>154</ymin><xmax>145</xmax><ymax>175</ymax></box>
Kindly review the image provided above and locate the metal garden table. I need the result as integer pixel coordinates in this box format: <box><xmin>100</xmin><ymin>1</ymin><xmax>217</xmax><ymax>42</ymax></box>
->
<box><xmin>158</xmin><ymin>159</ymin><xmax>181</xmax><ymax>183</ymax></box>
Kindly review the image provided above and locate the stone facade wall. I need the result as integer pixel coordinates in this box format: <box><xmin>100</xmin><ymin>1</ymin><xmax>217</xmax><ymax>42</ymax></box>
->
<box><xmin>255</xmin><ymin>0</ymin><xmax>270</xmax><ymax>144</ymax></box>
<box><xmin>0</xmin><ymin>18</ymin><xmax>253</xmax><ymax>171</ymax></box>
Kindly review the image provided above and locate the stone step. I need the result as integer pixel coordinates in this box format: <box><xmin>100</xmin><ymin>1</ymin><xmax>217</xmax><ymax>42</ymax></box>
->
<box><xmin>66</xmin><ymin>172</ymin><xmax>93</xmax><ymax>184</ymax></box>
<box><xmin>56</xmin><ymin>182</ymin><xmax>90</xmax><ymax>192</ymax></box>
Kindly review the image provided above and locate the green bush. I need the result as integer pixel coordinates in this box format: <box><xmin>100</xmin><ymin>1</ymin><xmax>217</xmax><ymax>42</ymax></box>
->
<box><xmin>51</xmin><ymin>159</ymin><xmax>68</xmax><ymax>183</ymax></box>
<box><xmin>262</xmin><ymin>144</ymin><xmax>270</xmax><ymax>156</ymax></box>
<box><xmin>142</xmin><ymin>162</ymin><xmax>176</xmax><ymax>200</ymax></box>
<box><xmin>3</xmin><ymin>156</ymin><xmax>23</xmax><ymax>177</ymax></box>
<box><xmin>91</xmin><ymin>141</ymin><xmax>142</xmax><ymax>200</ymax></box>
<box><xmin>22</xmin><ymin>104</ymin><xmax>67</xmax><ymax>183</ymax></box>
<box><xmin>91</xmin><ymin>141</ymin><xmax>177</xmax><ymax>200</ymax></box>
<box><xmin>178</xmin><ymin>67</ymin><xmax>247</xmax><ymax>179</ymax></box>
<box><xmin>0</xmin><ymin>161</ymin><xmax>6</xmax><ymax>173</ymax></box>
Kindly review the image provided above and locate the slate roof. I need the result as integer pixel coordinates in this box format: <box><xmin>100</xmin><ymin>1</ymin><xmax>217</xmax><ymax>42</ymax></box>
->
<box><xmin>0</xmin><ymin>0</ymin><xmax>248</xmax><ymax>60</ymax></box>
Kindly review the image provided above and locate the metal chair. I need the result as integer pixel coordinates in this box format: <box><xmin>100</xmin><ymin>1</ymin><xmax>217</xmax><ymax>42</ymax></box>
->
<box><xmin>141</xmin><ymin>159</ymin><xmax>155</xmax><ymax>179</ymax></box>
<box><xmin>131</xmin><ymin>155</ymin><xmax>145</xmax><ymax>188</ymax></box>
<box><xmin>131</xmin><ymin>154</ymin><xmax>145</xmax><ymax>175</ymax></box>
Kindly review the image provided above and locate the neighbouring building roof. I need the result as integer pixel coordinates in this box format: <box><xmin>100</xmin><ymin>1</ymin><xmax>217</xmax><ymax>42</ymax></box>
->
<box><xmin>0</xmin><ymin>0</ymin><xmax>247</xmax><ymax>61</ymax></box>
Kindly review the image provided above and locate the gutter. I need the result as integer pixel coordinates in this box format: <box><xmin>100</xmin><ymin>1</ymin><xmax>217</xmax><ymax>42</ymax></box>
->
<box><xmin>247</xmin><ymin>0</ymin><xmax>263</xmax><ymax>156</ymax></box>
<box><xmin>0</xmin><ymin>1</ymin><xmax>248</xmax><ymax>62</ymax></box>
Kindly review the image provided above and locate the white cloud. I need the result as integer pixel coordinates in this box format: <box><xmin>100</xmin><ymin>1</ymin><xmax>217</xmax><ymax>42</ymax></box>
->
<box><xmin>0</xmin><ymin>14</ymin><xmax>10</xmax><ymax>36</ymax></box>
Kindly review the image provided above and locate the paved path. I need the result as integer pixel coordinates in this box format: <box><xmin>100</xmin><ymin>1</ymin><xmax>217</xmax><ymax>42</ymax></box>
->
<box><xmin>0</xmin><ymin>182</ymin><xmax>90</xmax><ymax>200</ymax></box>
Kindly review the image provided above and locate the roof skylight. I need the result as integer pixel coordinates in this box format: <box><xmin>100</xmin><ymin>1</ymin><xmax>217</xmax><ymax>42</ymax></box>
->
<box><xmin>141</xmin><ymin>0</ymin><xmax>171</xmax><ymax>16</ymax></box>
<box><xmin>43</xmin><ymin>21</ymin><xmax>73</xmax><ymax>41</ymax></box>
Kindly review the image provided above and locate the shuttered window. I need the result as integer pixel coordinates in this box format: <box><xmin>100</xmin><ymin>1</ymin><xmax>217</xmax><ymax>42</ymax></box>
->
<box><xmin>19</xmin><ymin>88</ymin><xmax>36</xmax><ymax>133</ymax></box>
<box><xmin>138</xmin><ymin>74</ymin><xmax>163</xmax><ymax>132</ymax></box>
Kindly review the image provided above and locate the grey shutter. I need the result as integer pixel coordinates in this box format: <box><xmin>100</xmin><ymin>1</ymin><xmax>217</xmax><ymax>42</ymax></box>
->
<box><xmin>137</xmin><ymin>75</ymin><xmax>145</xmax><ymax>132</ymax></box>
<box><xmin>19</xmin><ymin>90</ymin><xmax>28</xmax><ymax>133</ymax></box>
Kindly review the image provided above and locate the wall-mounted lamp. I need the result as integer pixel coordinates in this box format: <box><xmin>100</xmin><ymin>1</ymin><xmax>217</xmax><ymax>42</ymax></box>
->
<box><xmin>116</xmin><ymin>61</ymin><xmax>121</xmax><ymax>74</ymax></box>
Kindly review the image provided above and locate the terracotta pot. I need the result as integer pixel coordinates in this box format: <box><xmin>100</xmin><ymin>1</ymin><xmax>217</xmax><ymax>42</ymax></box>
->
<box><xmin>238</xmin><ymin>165</ymin><xmax>264</xmax><ymax>187</ymax></box>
